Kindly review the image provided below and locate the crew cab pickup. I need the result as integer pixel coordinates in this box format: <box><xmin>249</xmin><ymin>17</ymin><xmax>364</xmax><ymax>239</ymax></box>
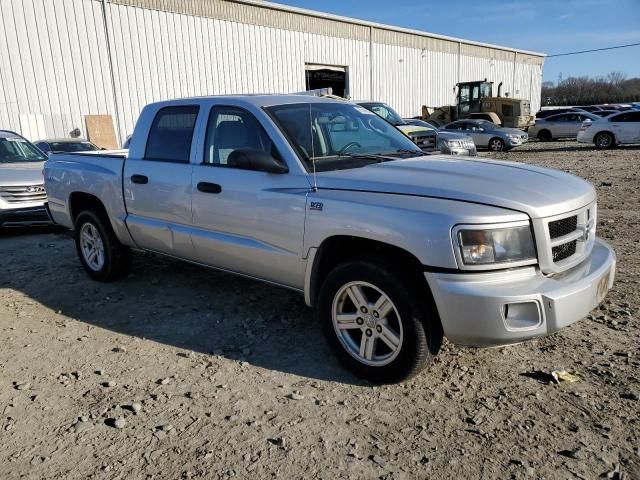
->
<box><xmin>44</xmin><ymin>95</ymin><xmax>616</xmax><ymax>383</ymax></box>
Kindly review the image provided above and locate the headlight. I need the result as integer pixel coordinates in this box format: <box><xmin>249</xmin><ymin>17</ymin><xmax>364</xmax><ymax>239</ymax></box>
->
<box><xmin>453</xmin><ymin>222</ymin><xmax>537</xmax><ymax>269</ymax></box>
<box><xmin>507</xmin><ymin>134</ymin><xmax>521</xmax><ymax>141</ymax></box>
<box><xmin>445</xmin><ymin>140</ymin><xmax>463</xmax><ymax>148</ymax></box>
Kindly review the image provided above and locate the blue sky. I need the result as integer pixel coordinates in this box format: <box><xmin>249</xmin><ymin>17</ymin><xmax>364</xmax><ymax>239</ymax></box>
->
<box><xmin>275</xmin><ymin>0</ymin><xmax>640</xmax><ymax>83</ymax></box>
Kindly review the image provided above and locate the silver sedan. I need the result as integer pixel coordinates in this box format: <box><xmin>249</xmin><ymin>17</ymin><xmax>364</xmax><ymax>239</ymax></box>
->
<box><xmin>529</xmin><ymin>112</ymin><xmax>600</xmax><ymax>141</ymax></box>
<box><xmin>442</xmin><ymin>119</ymin><xmax>528</xmax><ymax>151</ymax></box>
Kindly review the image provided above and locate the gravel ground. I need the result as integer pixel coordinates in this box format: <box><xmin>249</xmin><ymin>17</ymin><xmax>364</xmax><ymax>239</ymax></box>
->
<box><xmin>1</xmin><ymin>140</ymin><xmax>638</xmax><ymax>479</ymax></box>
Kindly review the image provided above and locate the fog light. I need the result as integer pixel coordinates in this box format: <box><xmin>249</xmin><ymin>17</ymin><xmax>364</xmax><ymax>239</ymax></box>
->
<box><xmin>502</xmin><ymin>301</ymin><xmax>542</xmax><ymax>330</ymax></box>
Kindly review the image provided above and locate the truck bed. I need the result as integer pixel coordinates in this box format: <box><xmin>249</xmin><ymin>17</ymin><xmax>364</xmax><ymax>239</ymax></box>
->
<box><xmin>44</xmin><ymin>151</ymin><xmax>129</xmax><ymax>238</ymax></box>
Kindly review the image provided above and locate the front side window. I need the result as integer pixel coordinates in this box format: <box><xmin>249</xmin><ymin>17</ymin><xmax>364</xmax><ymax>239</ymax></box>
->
<box><xmin>204</xmin><ymin>106</ymin><xmax>276</xmax><ymax>166</ymax></box>
<box><xmin>145</xmin><ymin>105</ymin><xmax>199</xmax><ymax>162</ymax></box>
<box><xmin>0</xmin><ymin>137</ymin><xmax>47</xmax><ymax>163</ymax></box>
<box><xmin>267</xmin><ymin>102</ymin><xmax>421</xmax><ymax>173</ymax></box>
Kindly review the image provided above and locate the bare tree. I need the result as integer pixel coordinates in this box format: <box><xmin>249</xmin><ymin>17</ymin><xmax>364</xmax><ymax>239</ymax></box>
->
<box><xmin>541</xmin><ymin>72</ymin><xmax>640</xmax><ymax>106</ymax></box>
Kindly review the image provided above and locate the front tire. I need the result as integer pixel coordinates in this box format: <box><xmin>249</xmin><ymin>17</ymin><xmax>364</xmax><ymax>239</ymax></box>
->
<box><xmin>318</xmin><ymin>259</ymin><xmax>442</xmax><ymax>384</ymax></box>
<box><xmin>75</xmin><ymin>210</ymin><xmax>131</xmax><ymax>281</ymax></box>
<box><xmin>537</xmin><ymin>129</ymin><xmax>552</xmax><ymax>142</ymax></box>
<box><xmin>488</xmin><ymin>137</ymin><xmax>505</xmax><ymax>151</ymax></box>
<box><xmin>594</xmin><ymin>132</ymin><xmax>615</xmax><ymax>149</ymax></box>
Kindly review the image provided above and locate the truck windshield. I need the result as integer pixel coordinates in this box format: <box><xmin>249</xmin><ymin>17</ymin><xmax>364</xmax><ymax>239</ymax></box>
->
<box><xmin>49</xmin><ymin>141</ymin><xmax>98</xmax><ymax>153</ymax></box>
<box><xmin>266</xmin><ymin>103</ymin><xmax>422</xmax><ymax>173</ymax></box>
<box><xmin>357</xmin><ymin>103</ymin><xmax>405</xmax><ymax>126</ymax></box>
<box><xmin>0</xmin><ymin>137</ymin><xmax>46</xmax><ymax>163</ymax></box>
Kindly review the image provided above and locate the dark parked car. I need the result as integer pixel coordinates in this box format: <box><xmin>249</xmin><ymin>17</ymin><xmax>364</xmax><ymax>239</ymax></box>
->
<box><xmin>34</xmin><ymin>138</ymin><xmax>99</xmax><ymax>156</ymax></box>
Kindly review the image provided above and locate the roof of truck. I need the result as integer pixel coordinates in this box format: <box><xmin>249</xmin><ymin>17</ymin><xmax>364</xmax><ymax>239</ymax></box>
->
<box><xmin>147</xmin><ymin>94</ymin><xmax>346</xmax><ymax>109</ymax></box>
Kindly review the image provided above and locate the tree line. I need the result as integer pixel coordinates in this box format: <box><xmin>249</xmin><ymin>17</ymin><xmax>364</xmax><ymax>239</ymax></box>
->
<box><xmin>541</xmin><ymin>72</ymin><xmax>640</xmax><ymax>106</ymax></box>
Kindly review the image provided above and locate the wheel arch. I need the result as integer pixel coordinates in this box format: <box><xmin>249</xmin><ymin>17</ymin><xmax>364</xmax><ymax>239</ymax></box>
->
<box><xmin>594</xmin><ymin>130</ymin><xmax>617</xmax><ymax>144</ymax></box>
<box><xmin>537</xmin><ymin>129</ymin><xmax>552</xmax><ymax>140</ymax></box>
<box><xmin>68</xmin><ymin>191</ymin><xmax>108</xmax><ymax>224</ymax></box>
<box><xmin>306</xmin><ymin>235</ymin><xmax>429</xmax><ymax>308</ymax></box>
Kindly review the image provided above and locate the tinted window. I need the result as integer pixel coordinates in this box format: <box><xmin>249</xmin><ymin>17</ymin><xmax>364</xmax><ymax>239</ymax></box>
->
<box><xmin>204</xmin><ymin>106</ymin><xmax>276</xmax><ymax>166</ymax></box>
<box><xmin>145</xmin><ymin>106</ymin><xmax>199</xmax><ymax>162</ymax></box>
<box><xmin>611</xmin><ymin>111</ymin><xmax>640</xmax><ymax>122</ymax></box>
<box><xmin>49</xmin><ymin>141</ymin><xmax>98</xmax><ymax>152</ymax></box>
<box><xmin>445</xmin><ymin>122</ymin><xmax>463</xmax><ymax>130</ymax></box>
<box><xmin>35</xmin><ymin>142</ymin><xmax>50</xmax><ymax>152</ymax></box>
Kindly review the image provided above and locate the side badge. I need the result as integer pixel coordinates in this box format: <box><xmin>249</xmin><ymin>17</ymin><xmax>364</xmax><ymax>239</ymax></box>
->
<box><xmin>310</xmin><ymin>201</ymin><xmax>323</xmax><ymax>212</ymax></box>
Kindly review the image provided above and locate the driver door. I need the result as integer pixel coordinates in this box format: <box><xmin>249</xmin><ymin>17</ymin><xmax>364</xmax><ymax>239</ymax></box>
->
<box><xmin>190</xmin><ymin>105</ymin><xmax>310</xmax><ymax>288</ymax></box>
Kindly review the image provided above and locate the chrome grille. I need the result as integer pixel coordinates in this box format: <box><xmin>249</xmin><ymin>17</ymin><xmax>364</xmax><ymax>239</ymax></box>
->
<box><xmin>552</xmin><ymin>240</ymin><xmax>577</xmax><ymax>262</ymax></box>
<box><xmin>0</xmin><ymin>184</ymin><xmax>47</xmax><ymax>204</ymax></box>
<box><xmin>549</xmin><ymin>216</ymin><xmax>578</xmax><ymax>239</ymax></box>
<box><xmin>412</xmin><ymin>134</ymin><xmax>436</xmax><ymax>150</ymax></box>
<box><xmin>535</xmin><ymin>202</ymin><xmax>596</xmax><ymax>274</ymax></box>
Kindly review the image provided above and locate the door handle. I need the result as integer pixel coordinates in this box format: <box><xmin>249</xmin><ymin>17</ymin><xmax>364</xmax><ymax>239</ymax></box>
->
<box><xmin>131</xmin><ymin>174</ymin><xmax>149</xmax><ymax>184</ymax></box>
<box><xmin>197</xmin><ymin>182</ymin><xmax>222</xmax><ymax>194</ymax></box>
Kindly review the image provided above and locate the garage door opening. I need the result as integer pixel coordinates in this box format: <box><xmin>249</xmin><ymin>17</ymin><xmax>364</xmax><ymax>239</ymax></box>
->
<box><xmin>305</xmin><ymin>64</ymin><xmax>348</xmax><ymax>98</ymax></box>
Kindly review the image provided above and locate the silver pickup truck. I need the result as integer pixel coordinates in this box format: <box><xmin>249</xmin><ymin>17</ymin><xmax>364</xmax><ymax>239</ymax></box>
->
<box><xmin>44</xmin><ymin>95</ymin><xmax>616</xmax><ymax>383</ymax></box>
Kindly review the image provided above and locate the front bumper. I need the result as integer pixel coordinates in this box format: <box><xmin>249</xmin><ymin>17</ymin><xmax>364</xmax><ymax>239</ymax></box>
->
<box><xmin>425</xmin><ymin>238</ymin><xmax>616</xmax><ymax>346</ymax></box>
<box><xmin>440</xmin><ymin>145</ymin><xmax>477</xmax><ymax>156</ymax></box>
<box><xmin>505</xmin><ymin>137</ymin><xmax>527</xmax><ymax>147</ymax></box>
<box><xmin>0</xmin><ymin>205</ymin><xmax>53</xmax><ymax>227</ymax></box>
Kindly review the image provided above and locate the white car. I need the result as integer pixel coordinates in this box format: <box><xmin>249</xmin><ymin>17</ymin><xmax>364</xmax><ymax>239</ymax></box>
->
<box><xmin>530</xmin><ymin>112</ymin><xmax>600</xmax><ymax>141</ymax></box>
<box><xmin>577</xmin><ymin>110</ymin><xmax>640</xmax><ymax>148</ymax></box>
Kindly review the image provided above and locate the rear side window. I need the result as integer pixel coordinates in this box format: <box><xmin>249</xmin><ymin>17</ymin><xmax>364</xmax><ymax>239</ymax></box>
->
<box><xmin>145</xmin><ymin>106</ymin><xmax>199</xmax><ymax>162</ymax></box>
<box><xmin>611</xmin><ymin>111</ymin><xmax>640</xmax><ymax>122</ymax></box>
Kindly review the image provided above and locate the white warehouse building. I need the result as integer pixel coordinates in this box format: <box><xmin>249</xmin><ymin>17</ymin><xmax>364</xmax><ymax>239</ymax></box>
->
<box><xmin>0</xmin><ymin>0</ymin><xmax>545</xmax><ymax>144</ymax></box>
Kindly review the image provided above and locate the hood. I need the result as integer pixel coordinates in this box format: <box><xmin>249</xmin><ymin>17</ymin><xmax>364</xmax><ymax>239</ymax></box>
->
<box><xmin>315</xmin><ymin>155</ymin><xmax>595</xmax><ymax>219</ymax></box>
<box><xmin>496</xmin><ymin>127</ymin><xmax>528</xmax><ymax>136</ymax></box>
<box><xmin>0</xmin><ymin>162</ymin><xmax>46</xmax><ymax>186</ymax></box>
<box><xmin>396</xmin><ymin>125</ymin><xmax>435</xmax><ymax>137</ymax></box>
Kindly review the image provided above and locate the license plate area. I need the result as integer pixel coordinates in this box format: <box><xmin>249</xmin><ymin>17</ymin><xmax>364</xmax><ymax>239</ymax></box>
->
<box><xmin>596</xmin><ymin>269</ymin><xmax>611</xmax><ymax>304</ymax></box>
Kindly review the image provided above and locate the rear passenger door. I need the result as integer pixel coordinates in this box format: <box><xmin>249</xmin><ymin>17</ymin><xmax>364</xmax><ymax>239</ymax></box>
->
<box><xmin>123</xmin><ymin>105</ymin><xmax>199</xmax><ymax>257</ymax></box>
<box><xmin>189</xmin><ymin>105</ymin><xmax>310</xmax><ymax>288</ymax></box>
<box><xmin>612</xmin><ymin>111</ymin><xmax>640</xmax><ymax>143</ymax></box>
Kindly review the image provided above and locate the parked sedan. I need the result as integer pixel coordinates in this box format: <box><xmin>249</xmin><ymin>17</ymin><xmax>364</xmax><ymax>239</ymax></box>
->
<box><xmin>577</xmin><ymin>110</ymin><xmax>640</xmax><ymax>148</ymax></box>
<box><xmin>403</xmin><ymin>119</ymin><xmax>477</xmax><ymax>155</ymax></box>
<box><xmin>529</xmin><ymin>112</ymin><xmax>600</xmax><ymax>141</ymax></box>
<box><xmin>442</xmin><ymin>119</ymin><xmax>528</xmax><ymax>151</ymax></box>
<box><xmin>34</xmin><ymin>138</ymin><xmax>99</xmax><ymax>156</ymax></box>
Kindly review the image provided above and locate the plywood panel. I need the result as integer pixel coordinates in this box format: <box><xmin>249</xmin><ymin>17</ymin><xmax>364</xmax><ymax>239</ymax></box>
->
<box><xmin>85</xmin><ymin>115</ymin><xmax>118</xmax><ymax>149</ymax></box>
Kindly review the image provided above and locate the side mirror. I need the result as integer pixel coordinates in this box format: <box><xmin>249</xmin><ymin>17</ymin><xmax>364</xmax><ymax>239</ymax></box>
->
<box><xmin>227</xmin><ymin>148</ymin><xmax>289</xmax><ymax>174</ymax></box>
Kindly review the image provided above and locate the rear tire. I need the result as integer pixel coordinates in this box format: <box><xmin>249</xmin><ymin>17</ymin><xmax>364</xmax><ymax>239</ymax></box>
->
<box><xmin>594</xmin><ymin>132</ymin><xmax>615</xmax><ymax>149</ymax></box>
<box><xmin>537</xmin><ymin>129</ymin><xmax>552</xmax><ymax>142</ymax></box>
<box><xmin>488</xmin><ymin>137</ymin><xmax>505</xmax><ymax>152</ymax></box>
<box><xmin>75</xmin><ymin>210</ymin><xmax>131</xmax><ymax>282</ymax></box>
<box><xmin>318</xmin><ymin>258</ymin><xmax>442</xmax><ymax>384</ymax></box>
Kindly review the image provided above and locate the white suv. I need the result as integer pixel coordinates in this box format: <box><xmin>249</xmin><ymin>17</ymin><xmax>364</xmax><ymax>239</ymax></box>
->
<box><xmin>577</xmin><ymin>110</ymin><xmax>640</xmax><ymax>148</ymax></box>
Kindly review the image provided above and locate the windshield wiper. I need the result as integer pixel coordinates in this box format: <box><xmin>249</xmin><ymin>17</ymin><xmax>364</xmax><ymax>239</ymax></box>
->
<box><xmin>337</xmin><ymin>152</ymin><xmax>395</xmax><ymax>161</ymax></box>
<box><xmin>376</xmin><ymin>149</ymin><xmax>424</xmax><ymax>157</ymax></box>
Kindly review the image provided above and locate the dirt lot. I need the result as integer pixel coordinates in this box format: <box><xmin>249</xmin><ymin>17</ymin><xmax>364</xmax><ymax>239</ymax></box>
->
<box><xmin>1</xmin><ymin>140</ymin><xmax>638</xmax><ymax>479</ymax></box>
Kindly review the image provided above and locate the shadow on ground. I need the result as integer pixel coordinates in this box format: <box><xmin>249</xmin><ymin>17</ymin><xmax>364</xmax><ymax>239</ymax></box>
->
<box><xmin>0</xmin><ymin>229</ymin><xmax>365</xmax><ymax>385</ymax></box>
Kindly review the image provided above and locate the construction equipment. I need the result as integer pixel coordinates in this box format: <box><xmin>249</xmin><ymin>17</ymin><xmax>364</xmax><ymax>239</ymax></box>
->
<box><xmin>422</xmin><ymin>80</ymin><xmax>534</xmax><ymax>130</ymax></box>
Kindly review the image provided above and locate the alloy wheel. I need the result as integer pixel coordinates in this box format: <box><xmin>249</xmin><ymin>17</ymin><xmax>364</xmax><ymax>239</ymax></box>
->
<box><xmin>331</xmin><ymin>281</ymin><xmax>404</xmax><ymax>366</ymax></box>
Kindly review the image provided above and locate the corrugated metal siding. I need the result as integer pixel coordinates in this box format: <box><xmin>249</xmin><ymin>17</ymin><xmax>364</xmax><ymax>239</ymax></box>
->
<box><xmin>0</xmin><ymin>0</ymin><xmax>115</xmax><ymax>139</ymax></box>
<box><xmin>108</xmin><ymin>0</ymin><xmax>371</xmax><ymax>41</ymax></box>
<box><xmin>104</xmin><ymin>2</ymin><xmax>373</xmax><ymax>136</ymax></box>
<box><xmin>0</xmin><ymin>0</ymin><xmax>543</xmax><ymax>141</ymax></box>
